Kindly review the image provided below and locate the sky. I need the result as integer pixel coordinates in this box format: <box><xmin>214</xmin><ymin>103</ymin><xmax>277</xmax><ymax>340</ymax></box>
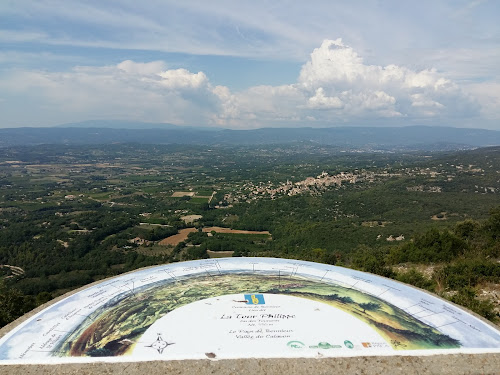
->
<box><xmin>0</xmin><ymin>0</ymin><xmax>499</xmax><ymax>129</ymax></box>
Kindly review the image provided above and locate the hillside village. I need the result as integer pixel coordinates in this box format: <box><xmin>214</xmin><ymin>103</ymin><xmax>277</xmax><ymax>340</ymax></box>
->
<box><xmin>218</xmin><ymin>169</ymin><xmax>419</xmax><ymax>207</ymax></box>
<box><xmin>0</xmin><ymin>144</ymin><xmax>499</xmax><ymax>328</ymax></box>
<box><xmin>217</xmin><ymin>160</ymin><xmax>497</xmax><ymax>208</ymax></box>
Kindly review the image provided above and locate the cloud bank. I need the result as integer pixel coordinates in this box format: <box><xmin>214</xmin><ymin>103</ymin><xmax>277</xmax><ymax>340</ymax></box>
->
<box><xmin>0</xmin><ymin>39</ymin><xmax>479</xmax><ymax>128</ymax></box>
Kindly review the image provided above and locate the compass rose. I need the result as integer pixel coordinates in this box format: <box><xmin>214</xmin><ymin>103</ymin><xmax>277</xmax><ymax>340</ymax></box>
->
<box><xmin>146</xmin><ymin>333</ymin><xmax>174</xmax><ymax>354</ymax></box>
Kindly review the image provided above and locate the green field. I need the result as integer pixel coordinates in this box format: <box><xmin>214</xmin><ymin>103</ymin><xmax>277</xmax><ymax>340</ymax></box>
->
<box><xmin>0</xmin><ymin>143</ymin><xmax>499</xmax><ymax>328</ymax></box>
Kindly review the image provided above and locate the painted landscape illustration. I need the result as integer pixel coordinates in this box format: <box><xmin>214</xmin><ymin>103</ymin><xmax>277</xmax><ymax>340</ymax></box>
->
<box><xmin>55</xmin><ymin>271</ymin><xmax>460</xmax><ymax>358</ymax></box>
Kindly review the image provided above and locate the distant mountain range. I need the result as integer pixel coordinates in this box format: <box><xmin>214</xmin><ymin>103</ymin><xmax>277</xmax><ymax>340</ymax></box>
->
<box><xmin>1</xmin><ymin>121</ymin><xmax>499</xmax><ymax>151</ymax></box>
<box><xmin>55</xmin><ymin>120</ymin><xmax>222</xmax><ymax>131</ymax></box>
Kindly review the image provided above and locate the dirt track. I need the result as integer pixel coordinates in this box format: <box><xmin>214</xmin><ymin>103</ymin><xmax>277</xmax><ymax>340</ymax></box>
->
<box><xmin>202</xmin><ymin>227</ymin><xmax>271</xmax><ymax>235</ymax></box>
<box><xmin>158</xmin><ymin>228</ymin><xmax>197</xmax><ymax>246</ymax></box>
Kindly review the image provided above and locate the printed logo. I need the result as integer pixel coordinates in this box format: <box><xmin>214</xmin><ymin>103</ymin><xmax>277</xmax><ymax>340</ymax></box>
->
<box><xmin>287</xmin><ymin>341</ymin><xmax>305</xmax><ymax>349</ymax></box>
<box><xmin>309</xmin><ymin>342</ymin><xmax>342</xmax><ymax>349</ymax></box>
<box><xmin>344</xmin><ymin>340</ymin><xmax>354</xmax><ymax>349</ymax></box>
<box><xmin>245</xmin><ymin>294</ymin><xmax>265</xmax><ymax>305</ymax></box>
<box><xmin>391</xmin><ymin>340</ymin><xmax>407</xmax><ymax>349</ymax></box>
<box><xmin>362</xmin><ymin>342</ymin><xmax>390</xmax><ymax>349</ymax></box>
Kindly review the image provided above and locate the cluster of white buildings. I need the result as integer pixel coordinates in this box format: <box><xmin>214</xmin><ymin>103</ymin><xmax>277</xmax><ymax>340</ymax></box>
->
<box><xmin>216</xmin><ymin>161</ymin><xmax>497</xmax><ymax>209</ymax></box>
<box><xmin>218</xmin><ymin>171</ymin><xmax>359</xmax><ymax>207</ymax></box>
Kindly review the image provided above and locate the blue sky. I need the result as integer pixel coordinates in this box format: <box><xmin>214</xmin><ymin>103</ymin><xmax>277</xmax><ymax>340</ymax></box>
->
<box><xmin>0</xmin><ymin>0</ymin><xmax>499</xmax><ymax>129</ymax></box>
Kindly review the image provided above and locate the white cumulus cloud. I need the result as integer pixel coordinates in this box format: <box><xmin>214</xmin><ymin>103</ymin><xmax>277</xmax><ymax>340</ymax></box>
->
<box><xmin>307</xmin><ymin>88</ymin><xmax>343</xmax><ymax>110</ymax></box>
<box><xmin>117</xmin><ymin>60</ymin><xmax>166</xmax><ymax>76</ymax></box>
<box><xmin>212</xmin><ymin>39</ymin><xmax>477</xmax><ymax>126</ymax></box>
<box><xmin>0</xmin><ymin>39</ymin><xmax>481</xmax><ymax>128</ymax></box>
<box><xmin>0</xmin><ymin>61</ymin><xmax>225</xmax><ymax>126</ymax></box>
<box><xmin>294</xmin><ymin>39</ymin><xmax>477</xmax><ymax>123</ymax></box>
<box><xmin>158</xmin><ymin>69</ymin><xmax>209</xmax><ymax>91</ymax></box>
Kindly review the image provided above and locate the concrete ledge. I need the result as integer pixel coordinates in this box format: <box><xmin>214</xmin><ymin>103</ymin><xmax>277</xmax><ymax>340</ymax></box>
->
<box><xmin>0</xmin><ymin>354</ymin><xmax>499</xmax><ymax>375</ymax></box>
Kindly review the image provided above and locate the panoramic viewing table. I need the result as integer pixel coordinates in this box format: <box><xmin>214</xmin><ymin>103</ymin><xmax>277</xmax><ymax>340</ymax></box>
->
<box><xmin>0</xmin><ymin>257</ymin><xmax>498</xmax><ymax>373</ymax></box>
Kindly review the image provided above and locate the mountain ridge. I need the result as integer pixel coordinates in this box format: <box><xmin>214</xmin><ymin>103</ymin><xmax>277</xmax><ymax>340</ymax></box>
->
<box><xmin>0</xmin><ymin>123</ymin><xmax>499</xmax><ymax>151</ymax></box>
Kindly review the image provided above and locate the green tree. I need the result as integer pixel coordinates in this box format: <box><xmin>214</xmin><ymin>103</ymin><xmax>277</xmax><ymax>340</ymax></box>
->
<box><xmin>450</xmin><ymin>287</ymin><xmax>497</xmax><ymax>321</ymax></box>
<box><xmin>396</xmin><ymin>269</ymin><xmax>435</xmax><ymax>291</ymax></box>
<box><xmin>0</xmin><ymin>282</ymin><xmax>36</xmax><ymax>327</ymax></box>
<box><xmin>359</xmin><ymin>302</ymin><xmax>381</xmax><ymax>313</ymax></box>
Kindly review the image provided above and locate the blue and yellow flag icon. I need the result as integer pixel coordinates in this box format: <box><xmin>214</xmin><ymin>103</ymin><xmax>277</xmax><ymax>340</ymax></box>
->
<box><xmin>244</xmin><ymin>294</ymin><xmax>265</xmax><ymax>305</ymax></box>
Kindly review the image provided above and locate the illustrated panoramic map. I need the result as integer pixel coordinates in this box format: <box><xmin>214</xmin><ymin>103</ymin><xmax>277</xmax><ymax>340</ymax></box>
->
<box><xmin>0</xmin><ymin>258</ymin><xmax>499</xmax><ymax>363</ymax></box>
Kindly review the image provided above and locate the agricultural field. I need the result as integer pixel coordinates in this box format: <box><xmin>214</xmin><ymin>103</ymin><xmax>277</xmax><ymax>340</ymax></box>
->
<box><xmin>0</xmin><ymin>143</ymin><xmax>499</xmax><ymax>326</ymax></box>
